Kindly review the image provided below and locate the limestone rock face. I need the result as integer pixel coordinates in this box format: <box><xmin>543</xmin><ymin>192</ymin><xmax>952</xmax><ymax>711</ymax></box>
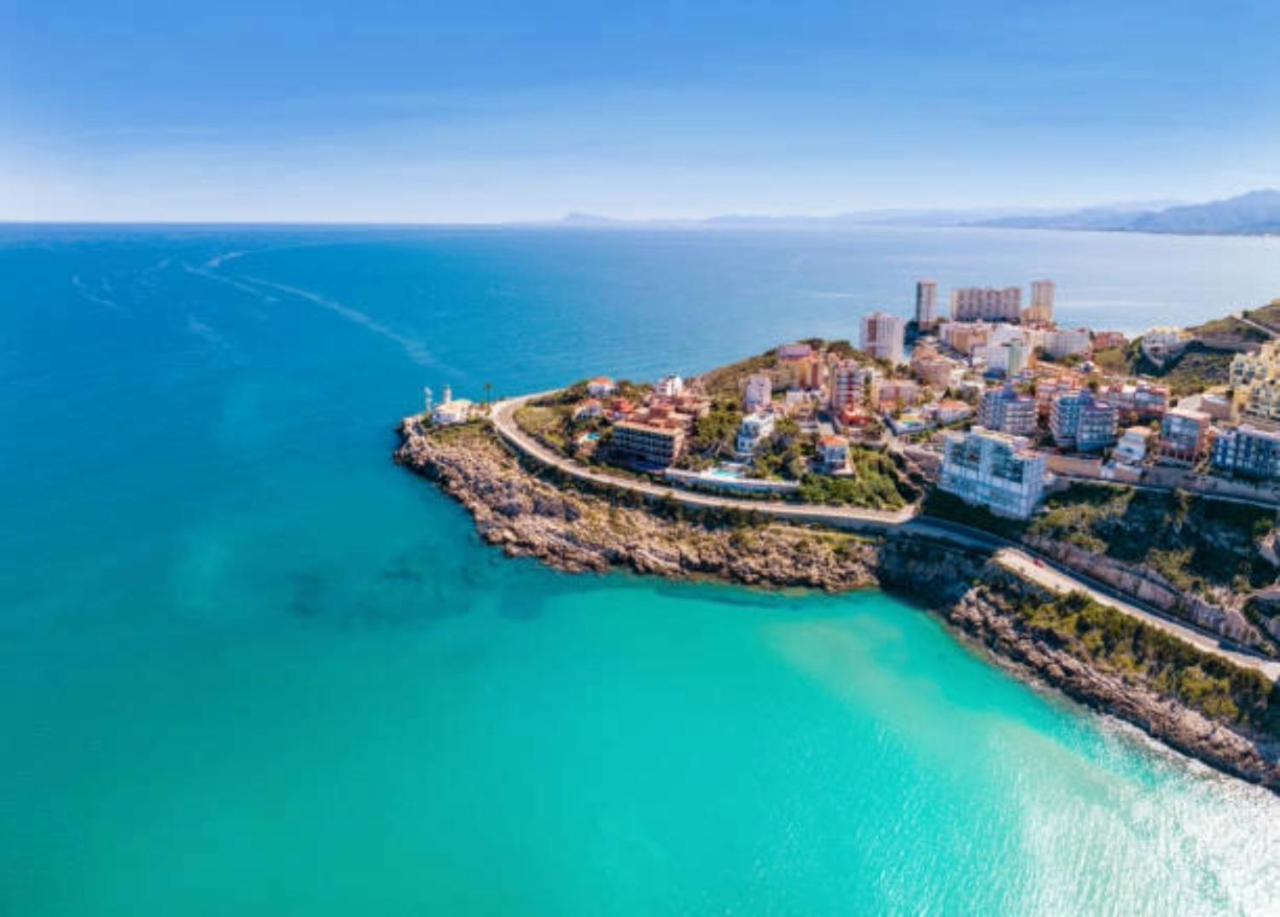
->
<box><xmin>394</xmin><ymin>420</ymin><xmax>879</xmax><ymax>592</ymax></box>
<box><xmin>947</xmin><ymin>585</ymin><xmax>1280</xmax><ymax>790</ymax></box>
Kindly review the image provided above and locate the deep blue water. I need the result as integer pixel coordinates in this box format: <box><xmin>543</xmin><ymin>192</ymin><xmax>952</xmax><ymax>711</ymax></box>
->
<box><xmin>2</xmin><ymin>225</ymin><xmax>1279</xmax><ymax>914</ymax></box>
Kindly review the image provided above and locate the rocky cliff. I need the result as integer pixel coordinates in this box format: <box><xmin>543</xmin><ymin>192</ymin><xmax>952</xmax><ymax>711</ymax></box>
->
<box><xmin>945</xmin><ymin>574</ymin><xmax>1280</xmax><ymax>788</ymax></box>
<box><xmin>395</xmin><ymin>418</ymin><xmax>880</xmax><ymax>591</ymax></box>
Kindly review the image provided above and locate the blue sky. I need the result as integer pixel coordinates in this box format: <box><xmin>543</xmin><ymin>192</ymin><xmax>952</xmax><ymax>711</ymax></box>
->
<box><xmin>3</xmin><ymin>0</ymin><xmax>1279</xmax><ymax>222</ymax></box>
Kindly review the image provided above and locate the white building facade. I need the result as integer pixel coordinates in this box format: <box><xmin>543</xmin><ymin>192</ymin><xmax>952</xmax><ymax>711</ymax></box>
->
<box><xmin>951</xmin><ymin>287</ymin><xmax>1022</xmax><ymax>323</ymax></box>
<box><xmin>860</xmin><ymin>311</ymin><xmax>906</xmax><ymax>365</ymax></box>
<box><xmin>735</xmin><ymin>411</ymin><xmax>776</xmax><ymax>458</ymax></box>
<box><xmin>743</xmin><ymin>372</ymin><xmax>772</xmax><ymax>412</ymax></box>
<box><xmin>940</xmin><ymin>427</ymin><xmax>1048</xmax><ymax>519</ymax></box>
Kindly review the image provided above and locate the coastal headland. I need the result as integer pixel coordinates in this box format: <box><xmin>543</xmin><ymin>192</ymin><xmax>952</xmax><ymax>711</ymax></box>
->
<box><xmin>396</xmin><ymin>298</ymin><xmax>1280</xmax><ymax>789</ymax></box>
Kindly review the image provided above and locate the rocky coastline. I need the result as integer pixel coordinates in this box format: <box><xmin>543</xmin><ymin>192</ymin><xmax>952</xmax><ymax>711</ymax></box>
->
<box><xmin>395</xmin><ymin>417</ymin><xmax>1280</xmax><ymax>789</ymax></box>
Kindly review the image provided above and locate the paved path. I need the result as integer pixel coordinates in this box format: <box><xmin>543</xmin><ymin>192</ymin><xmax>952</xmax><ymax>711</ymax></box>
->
<box><xmin>489</xmin><ymin>394</ymin><xmax>1280</xmax><ymax>679</ymax></box>
<box><xmin>993</xmin><ymin>548</ymin><xmax>1280</xmax><ymax>680</ymax></box>
<box><xmin>1237</xmin><ymin>312</ymin><xmax>1279</xmax><ymax>340</ymax></box>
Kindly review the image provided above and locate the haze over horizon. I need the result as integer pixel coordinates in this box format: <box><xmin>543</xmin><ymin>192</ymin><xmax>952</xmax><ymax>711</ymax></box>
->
<box><xmin>4</xmin><ymin>1</ymin><xmax>1280</xmax><ymax>223</ymax></box>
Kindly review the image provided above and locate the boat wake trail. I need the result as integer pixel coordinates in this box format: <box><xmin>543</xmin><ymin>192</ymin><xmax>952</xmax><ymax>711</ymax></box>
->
<box><xmin>182</xmin><ymin>262</ymin><xmax>280</xmax><ymax>303</ymax></box>
<box><xmin>206</xmin><ymin>250</ymin><xmax>248</xmax><ymax>269</ymax></box>
<box><xmin>70</xmin><ymin>274</ymin><xmax>123</xmax><ymax>313</ymax></box>
<box><xmin>244</xmin><ymin>277</ymin><xmax>442</xmax><ymax>369</ymax></box>
<box><xmin>185</xmin><ymin>315</ymin><xmax>248</xmax><ymax>365</ymax></box>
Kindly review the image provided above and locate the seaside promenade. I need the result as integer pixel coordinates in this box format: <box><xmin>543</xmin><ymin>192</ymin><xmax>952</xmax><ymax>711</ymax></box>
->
<box><xmin>490</xmin><ymin>393</ymin><xmax>1280</xmax><ymax>680</ymax></box>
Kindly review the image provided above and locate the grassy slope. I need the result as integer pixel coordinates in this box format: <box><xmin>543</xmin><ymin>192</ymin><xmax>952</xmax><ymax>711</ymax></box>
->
<box><xmin>1093</xmin><ymin>340</ymin><xmax>1233</xmax><ymax>396</ymax></box>
<box><xmin>926</xmin><ymin>483</ymin><xmax>1276</xmax><ymax>595</ymax></box>
<box><xmin>1094</xmin><ymin>302</ymin><xmax>1280</xmax><ymax>396</ymax></box>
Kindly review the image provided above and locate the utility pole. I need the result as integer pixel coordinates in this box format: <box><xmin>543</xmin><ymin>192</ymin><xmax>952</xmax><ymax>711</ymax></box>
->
<box><xmin>484</xmin><ymin>382</ymin><xmax>493</xmax><ymax>408</ymax></box>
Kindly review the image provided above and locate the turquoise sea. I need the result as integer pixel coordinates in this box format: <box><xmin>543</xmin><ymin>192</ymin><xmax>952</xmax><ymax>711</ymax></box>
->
<box><xmin>3</xmin><ymin>225</ymin><xmax>1280</xmax><ymax>915</ymax></box>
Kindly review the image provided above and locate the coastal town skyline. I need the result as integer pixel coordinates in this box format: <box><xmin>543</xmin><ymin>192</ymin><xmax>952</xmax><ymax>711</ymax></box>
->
<box><xmin>428</xmin><ymin>271</ymin><xmax>1280</xmax><ymax>527</ymax></box>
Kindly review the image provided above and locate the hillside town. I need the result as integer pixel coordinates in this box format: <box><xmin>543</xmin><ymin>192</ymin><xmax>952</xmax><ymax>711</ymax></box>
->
<box><xmin>428</xmin><ymin>280</ymin><xmax>1280</xmax><ymax>521</ymax></box>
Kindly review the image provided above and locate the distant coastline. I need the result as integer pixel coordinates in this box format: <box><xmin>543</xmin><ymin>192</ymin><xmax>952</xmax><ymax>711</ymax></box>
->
<box><xmin>552</xmin><ymin>189</ymin><xmax>1280</xmax><ymax>239</ymax></box>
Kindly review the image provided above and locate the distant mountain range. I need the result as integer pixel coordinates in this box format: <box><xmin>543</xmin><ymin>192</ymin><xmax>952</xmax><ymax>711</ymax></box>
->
<box><xmin>558</xmin><ymin>189</ymin><xmax>1280</xmax><ymax>236</ymax></box>
<box><xmin>975</xmin><ymin>190</ymin><xmax>1280</xmax><ymax>236</ymax></box>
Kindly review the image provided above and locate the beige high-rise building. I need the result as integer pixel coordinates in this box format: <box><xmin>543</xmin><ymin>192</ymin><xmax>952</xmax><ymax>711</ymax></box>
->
<box><xmin>1024</xmin><ymin>279</ymin><xmax>1055</xmax><ymax>323</ymax></box>
<box><xmin>860</xmin><ymin>311</ymin><xmax>906</xmax><ymax>365</ymax></box>
<box><xmin>915</xmin><ymin>280</ymin><xmax>939</xmax><ymax>330</ymax></box>
<box><xmin>951</xmin><ymin>287</ymin><xmax>1022</xmax><ymax>322</ymax></box>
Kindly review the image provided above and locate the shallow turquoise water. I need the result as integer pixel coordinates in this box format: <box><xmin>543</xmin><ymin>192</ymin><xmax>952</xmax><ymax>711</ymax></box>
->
<box><xmin>2</xmin><ymin>225</ymin><xmax>1279</xmax><ymax>914</ymax></box>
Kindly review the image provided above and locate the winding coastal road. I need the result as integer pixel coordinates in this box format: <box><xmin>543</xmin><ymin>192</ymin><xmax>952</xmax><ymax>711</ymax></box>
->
<box><xmin>489</xmin><ymin>394</ymin><xmax>1280</xmax><ymax>680</ymax></box>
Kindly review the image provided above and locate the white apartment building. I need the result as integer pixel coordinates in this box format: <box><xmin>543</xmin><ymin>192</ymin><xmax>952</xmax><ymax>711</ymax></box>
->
<box><xmin>587</xmin><ymin>377</ymin><xmax>617</xmax><ymax>398</ymax></box>
<box><xmin>655</xmin><ymin>374</ymin><xmax>684</xmax><ymax>398</ymax></box>
<box><xmin>970</xmin><ymin>324</ymin><xmax>1039</xmax><ymax>375</ymax></box>
<box><xmin>735</xmin><ymin>410</ymin><xmax>776</xmax><ymax>458</ymax></box>
<box><xmin>940</xmin><ymin>427</ymin><xmax>1048</xmax><ymax>519</ymax></box>
<box><xmin>1242</xmin><ymin>378</ymin><xmax>1280</xmax><ymax>423</ymax></box>
<box><xmin>1044</xmin><ymin>328</ymin><xmax>1091</xmax><ymax>360</ymax></box>
<box><xmin>974</xmin><ymin>340</ymin><xmax>1030</xmax><ymax>375</ymax></box>
<box><xmin>1116</xmin><ymin>425</ymin><xmax>1157</xmax><ymax>461</ymax></box>
<box><xmin>1006</xmin><ymin>338</ymin><xmax>1030</xmax><ymax>376</ymax></box>
<box><xmin>1230</xmin><ymin>341</ymin><xmax>1280</xmax><ymax>387</ymax></box>
<box><xmin>1140</xmin><ymin>328</ymin><xmax>1190</xmax><ymax>367</ymax></box>
<box><xmin>743</xmin><ymin>372</ymin><xmax>772</xmax><ymax>412</ymax></box>
<box><xmin>951</xmin><ymin>287</ymin><xmax>1022</xmax><ymax>323</ymax></box>
<box><xmin>860</xmin><ymin>311</ymin><xmax>906</xmax><ymax>365</ymax></box>
<box><xmin>1113</xmin><ymin>427</ymin><xmax>1152</xmax><ymax>465</ymax></box>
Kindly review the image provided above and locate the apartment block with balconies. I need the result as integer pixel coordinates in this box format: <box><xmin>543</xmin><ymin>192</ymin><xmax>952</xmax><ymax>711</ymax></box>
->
<box><xmin>940</xmin><ymin>427</ymin><xmax>1048</xmax><ymax>519</ymax></box>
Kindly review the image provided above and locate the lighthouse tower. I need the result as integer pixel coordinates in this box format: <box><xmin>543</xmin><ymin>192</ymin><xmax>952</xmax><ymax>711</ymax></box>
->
<box><xmin>423</xmin><ymin>386</ymin><xmax>434</xmax><ymax>415</ymax></box>
<box><xmin>442</xmin><ymin>384</ymin><xmax>453</xmax><ymax>405</ymax></box>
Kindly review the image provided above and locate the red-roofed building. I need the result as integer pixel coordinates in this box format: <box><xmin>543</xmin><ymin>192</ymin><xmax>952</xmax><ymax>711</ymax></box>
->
<box><xmin>574</xmin><ymin>399</ymin><xmax>603</xmax><ymax>421</ymax></box>
<box><xmin>587</xmin><ymin>377</ymin><xmax>617</xmax><ymax>398</ymax></box>
<box><xmin>818</xmin><ymin>435</ymin><xmax>851</xmax><ymax>473</ymax></box>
